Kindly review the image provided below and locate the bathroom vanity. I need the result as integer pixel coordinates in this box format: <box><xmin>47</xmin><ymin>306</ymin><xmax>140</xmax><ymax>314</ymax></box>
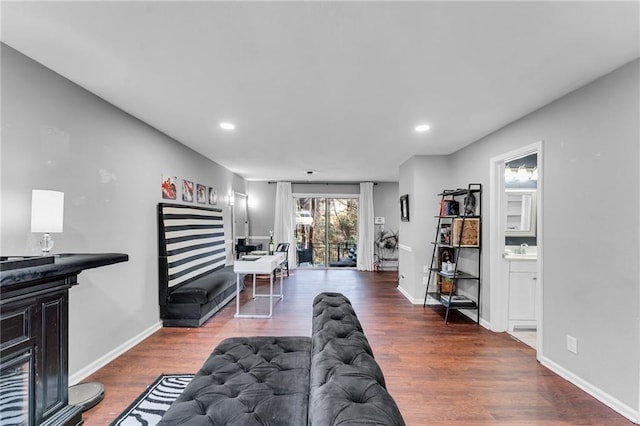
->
<box><xmin>504</xmin><ymin>250</ymin><xmax>537</xmax><ymax>331</ymax></box>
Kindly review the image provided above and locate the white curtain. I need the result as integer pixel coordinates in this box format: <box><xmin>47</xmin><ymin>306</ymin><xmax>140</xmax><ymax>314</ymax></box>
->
<box><xmin>274</xmin><ymin>182</ymin><xmax>296</xmax><ymax>269</ymax></box>
<box><xmin>357</xmin><ymin>182</ymin><xmax>375</xmax><ymax>271</ymax></box>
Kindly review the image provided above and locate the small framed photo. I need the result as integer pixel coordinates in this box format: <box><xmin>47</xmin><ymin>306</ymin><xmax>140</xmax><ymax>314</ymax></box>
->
<box><xmin>400</xmin><ymin>194</ymin><xmax>410</xmax><ymax>222</ymax></box>
<box><xmin>161</xmin><ymin>175</ymin><xmax>177</xmax><ymax>200</ymax></box>
<box><xmin>208</xmin><ymin>188</ymin><xmax>217</xmax><ymax>205</ymax></box>
<box><xmin>182</xmin><ymin>179</ymin><xmax>194</xmax><ymax>202</ymax></box>
<box><xmin>197</xmin><ymin>184</ymin><xmax>207</xmax><ymax>204</ymax></box>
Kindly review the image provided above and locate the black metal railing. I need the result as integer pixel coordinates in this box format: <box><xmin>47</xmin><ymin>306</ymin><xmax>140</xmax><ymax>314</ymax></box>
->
<box><xmin>296</xmin><ymin>242</ymin><xmax>357</xmax><ymax>266</ymax></box>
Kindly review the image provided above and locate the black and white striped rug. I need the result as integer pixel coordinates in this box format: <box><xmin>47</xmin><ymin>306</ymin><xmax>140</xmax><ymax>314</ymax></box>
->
<box><xmin>110</xmin><ymin>374</ymin><xmax>194</xmax><ymax>426</ymax></box>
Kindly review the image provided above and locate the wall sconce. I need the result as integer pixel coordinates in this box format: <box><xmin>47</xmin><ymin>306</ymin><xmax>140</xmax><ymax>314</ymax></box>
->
<box><xmin>228</xmin><ymin>190</ymin><xmax>235</xmax><ymax>206</ymax></box>
<box><xmin>504</xmin><ymin>166</ymin><xmax>515</xmax><ymax>182</ymax></box>
<box><xmin>31</xmin><ymin>189</ymin><xmax>64</xmax><ymax>255</ymax></box>
<box><xmin>505</xmin><ymin>164</ymin><xmax>538</xmax><ymax>182</ymax></box>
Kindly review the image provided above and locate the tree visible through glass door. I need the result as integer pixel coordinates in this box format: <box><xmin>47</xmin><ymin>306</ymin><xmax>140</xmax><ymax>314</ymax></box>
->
<box><xmin>295</xmin><ymin>197</ymin><xmax>358</xmax><ymax>267</ymax></box>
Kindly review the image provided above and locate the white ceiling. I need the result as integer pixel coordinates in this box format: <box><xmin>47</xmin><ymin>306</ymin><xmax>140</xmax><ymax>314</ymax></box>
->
<box><xmin>2</xmin><ymin>1</ymin><xmax>638</xmax><ymax>182</ymax></box>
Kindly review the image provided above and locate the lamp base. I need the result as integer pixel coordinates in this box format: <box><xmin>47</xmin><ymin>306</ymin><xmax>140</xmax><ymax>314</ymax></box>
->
<box><xmin>39</xmin><ymin>233</ymin><xmax>54</xmax><ymax>256</ymax></box>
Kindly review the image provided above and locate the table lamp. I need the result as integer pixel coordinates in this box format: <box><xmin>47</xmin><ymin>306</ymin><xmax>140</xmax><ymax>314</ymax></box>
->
<box><xmin>30</xmin><ymin>189</ymin><xmax>64</xmax><ymax>255</ymax></box>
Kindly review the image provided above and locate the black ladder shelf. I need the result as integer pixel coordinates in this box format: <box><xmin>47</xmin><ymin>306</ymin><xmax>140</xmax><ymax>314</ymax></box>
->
<box><xmin>423</xmin><ymin>183</ymin><xmax>482</xmax><ymax>324</ymax></box>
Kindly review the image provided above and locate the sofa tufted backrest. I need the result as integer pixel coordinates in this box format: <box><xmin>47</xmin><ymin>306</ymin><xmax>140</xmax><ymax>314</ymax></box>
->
<box><xmin>308</xmin><ymin>292</ymin><xmax>405</xmax><ymax>426</ymax></box>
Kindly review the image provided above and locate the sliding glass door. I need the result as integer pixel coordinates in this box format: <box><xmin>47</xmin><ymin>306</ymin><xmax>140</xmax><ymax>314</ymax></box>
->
<box><xmin>295</xmin><ymin>196</ymin><xmax>358</xmax><ymax>268</ymax></box>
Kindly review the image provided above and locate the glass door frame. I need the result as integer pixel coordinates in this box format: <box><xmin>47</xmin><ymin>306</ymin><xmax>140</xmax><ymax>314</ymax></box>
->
<box><xmin>294</xmin><ymin>193</ymin><xmax>359</xmax><ymax>268</ymax></box>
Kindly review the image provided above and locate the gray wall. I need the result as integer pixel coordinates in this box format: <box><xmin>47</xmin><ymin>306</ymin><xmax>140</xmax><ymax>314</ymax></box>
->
<box><xmin>372</xmin><ymin>182</ymin><xmax>399</xmax><ymax>235</ymax></box>
<box><xmin>398</xmin><ymin>156</ymin><xmax>451</xmax><ymax>301</ymax></box>
<box><xmin>0</xmin><ymin>44</ymin><xmax>247</xmax><ymax>379</ymax></box>
<box><xmin>399</xmin><ymin>59</ymin><xmax>639</xmax><ymax>414</ymax></box>
<box><xmin>246</xmin><ymin>181</ymin><xmax>276</xmax><ymax>241</ymax></box>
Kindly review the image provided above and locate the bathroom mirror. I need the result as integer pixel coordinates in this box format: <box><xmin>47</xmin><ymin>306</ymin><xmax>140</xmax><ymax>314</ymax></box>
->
<box><xmin>505</xmin><ymin>189</ymin><xmax>536</xmax><ymax>237</ymax></box>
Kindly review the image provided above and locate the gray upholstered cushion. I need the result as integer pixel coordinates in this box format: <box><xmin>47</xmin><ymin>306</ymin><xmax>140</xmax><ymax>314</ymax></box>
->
<box><xmin>168</xmin><ymin>265</ymin><xmax>237</xmax><ymax>304</ymax></box>
<box><xmin>158</xmin><ymin>336</ymin><xmax>311</xmax><ymax>426</ymax></box>
<box><xmin>308</xmin><ymin>292</ymin><xmax>405</xmax><ymax>426</ymax></box>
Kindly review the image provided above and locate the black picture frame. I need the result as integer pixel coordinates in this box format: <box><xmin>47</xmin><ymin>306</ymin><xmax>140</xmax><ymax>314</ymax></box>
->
<box><xmin>400</xmin><ymin>194</ymin><xmax>410</xmax><ymax>222</ymax></box>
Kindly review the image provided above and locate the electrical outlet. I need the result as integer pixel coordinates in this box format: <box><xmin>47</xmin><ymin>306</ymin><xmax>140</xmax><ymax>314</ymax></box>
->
<box><xmin>423</xmin><ymin>265</ymin><xmax>430</xmax><ymax>274</ymax></box>
<box><xmin>566</xmin><ymin>335</ymin><xmax>578</xmax><ymax>354</ymax></box>
<box><xmin>423</xmin><ymin>276</ymin><xmax>429</xmax><ymax>285</ymax></box>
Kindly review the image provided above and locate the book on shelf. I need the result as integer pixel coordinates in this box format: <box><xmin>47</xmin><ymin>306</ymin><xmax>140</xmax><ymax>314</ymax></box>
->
<box><xmin>440</xmin><ymin>294</ymin><xmax>475</xmax><ymax>306</ymax></box>
<box><xmin>439</xmin><ymin>199</ymin><xmax>459</xmax><ymax>216</ymax></box>
<box><xmin>438</xmin><ymin>276</ymin><xmax>455</xmax><ymax>293</ymax></box>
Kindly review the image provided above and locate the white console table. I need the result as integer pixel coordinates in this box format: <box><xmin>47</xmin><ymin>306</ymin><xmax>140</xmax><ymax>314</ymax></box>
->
<box><xmin>234</xmin><ymin>253</ymin><xmax>286</xmax><ymax>318</ymax></box>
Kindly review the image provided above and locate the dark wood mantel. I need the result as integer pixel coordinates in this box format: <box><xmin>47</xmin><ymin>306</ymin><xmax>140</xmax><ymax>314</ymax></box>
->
<box><xmin>0</xmin><ymin>253</ymin><xmax>128</xmax><ymax>426</ymax></box>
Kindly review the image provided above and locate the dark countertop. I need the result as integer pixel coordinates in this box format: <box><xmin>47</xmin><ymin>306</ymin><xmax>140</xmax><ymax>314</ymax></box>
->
<box><xmin>0</xmin><ymin>253</ymin><xmax>129</xmax><ymax>287</ymax></box>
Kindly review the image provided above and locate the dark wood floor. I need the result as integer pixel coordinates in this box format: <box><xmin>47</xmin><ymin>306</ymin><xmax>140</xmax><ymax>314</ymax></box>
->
<box><xmin>81</xmin><ymin>270</ymin><xmax>631</xmax><ymax>425</ymax></box>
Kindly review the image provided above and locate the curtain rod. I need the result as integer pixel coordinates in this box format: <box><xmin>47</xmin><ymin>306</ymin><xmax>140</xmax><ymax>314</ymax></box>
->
<box><xmin>267</xmin><ymin>181</ymin><xmax>377</xmax><ymax>185</ymax></box>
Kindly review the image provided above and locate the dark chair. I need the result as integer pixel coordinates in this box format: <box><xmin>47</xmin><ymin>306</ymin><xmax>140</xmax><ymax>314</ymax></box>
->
<box><xmin>235</xmin><ymin>238</ymin><xmax>262</xmax><ymax>259</ymax></box>
<box><xmin>274</xmin><ymin>243</ymin><xmax>289</xmax><ymax>277</ymax></box>
<box><xmin>297</xmin><ymin>245</ymin><xmax>313</xmax><ymax>266</ymax></box>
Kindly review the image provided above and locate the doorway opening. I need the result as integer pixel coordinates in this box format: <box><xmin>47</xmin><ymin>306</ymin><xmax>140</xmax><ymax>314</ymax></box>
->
<box><xmin>505</xmin><ymin>153</ymin><xmax>538</xmax><ymax>349</ymax></box>
<box><xmin>489</xmin><ymin>141</ymin><xmax>543</xmax><ymax>356</ymax></box>
<box><xmin>294</xmin><ymin>196</ymin><xmax>358</xmax><ymax>268</ymax></box>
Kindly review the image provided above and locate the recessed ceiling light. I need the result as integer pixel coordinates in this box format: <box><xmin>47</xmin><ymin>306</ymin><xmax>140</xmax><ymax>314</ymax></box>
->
<box><xmin>415</xmin><ymin>124</ymin><xmax>431</xmax><ymax>132</ymax></box>
<box><xmin>219</xmin><ymin>122</ymin><xmax>235</xmax><ymax>130</ymax></box>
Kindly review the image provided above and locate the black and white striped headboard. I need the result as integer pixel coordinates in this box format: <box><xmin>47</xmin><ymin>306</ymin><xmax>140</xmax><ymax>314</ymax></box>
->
<box><xmin>158</xmin><ymin>203</ymin><xmax>226</xmax><ymax>305</ymax></box>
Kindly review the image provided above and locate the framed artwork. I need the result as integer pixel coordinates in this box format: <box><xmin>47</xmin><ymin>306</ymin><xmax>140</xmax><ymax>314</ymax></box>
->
<box><xmin>452</xmin><ymin>218</ymin><xmax>480</xmax><ymax>247</ymax></box>
<box><xmin>197</xmin><ymin>184</ymin><xmax>207</xmax><ymax>204</ymax></box>
<box><xmin>209</xmin><ymin>188</ymin><xmax>217</xmax><ymax>205</ymax></box>
<box><xmin>162</xmin><ymin>175</ymin><xmax>177</xmax><ymax>200</ymax></box>
<box><xmin>182</xmin><ymin>179</ymin><xmax>194</xmax><ymax>202</ymax></box>
<box><xmin>400</xmin><ymin>194</ymin><xmax>410</xmax><ymax>222</ymax></box>
<box><xmin>438</xmin><ymin>247</ymin><xmax>454</xmax><ymax>266</ymax></box>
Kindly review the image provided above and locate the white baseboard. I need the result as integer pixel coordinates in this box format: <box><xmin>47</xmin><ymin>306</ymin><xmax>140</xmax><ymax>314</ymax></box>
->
<box><xmin>397</xmin><ymin>285</ymin><xmax>420</xmax><ymax>303</ymax></box>
<box><xmin>456</xmin><ymin>307</ymin><xmax>491</xmax><ymax>329</ymax></box>
<box><xmin>540</xmin><ymin>355</ymin><xmax>639</xmax><ymax>424</ymax></box>
<box><xmin>397</xmin><ymin>285</ymin><xmax>458</xmax><ymax>306</ymax></box>
<box><xmin>69</xmin><ymin>321</ymin><xmax>163</xmax><ymax>385</ymax></box>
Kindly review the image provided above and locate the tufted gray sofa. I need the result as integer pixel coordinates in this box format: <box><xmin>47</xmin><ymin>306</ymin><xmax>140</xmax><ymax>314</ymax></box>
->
<box><xmin>158</xmin><ymin>292</ymin><xmax>405</xmax><ymax>425</ymax></box>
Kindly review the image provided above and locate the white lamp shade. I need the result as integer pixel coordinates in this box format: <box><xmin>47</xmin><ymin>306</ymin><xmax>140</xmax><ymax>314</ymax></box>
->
<box><xmin>31</xmin><ymin>190</ymin><xmax>64</xmax><ymax>233</ymax></box>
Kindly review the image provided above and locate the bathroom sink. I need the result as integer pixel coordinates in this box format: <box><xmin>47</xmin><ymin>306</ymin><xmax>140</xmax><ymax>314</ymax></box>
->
<box><xmin>504</xmin><ymin>252</ymin><xmax>537</xmax><ymax>261</ymax></box>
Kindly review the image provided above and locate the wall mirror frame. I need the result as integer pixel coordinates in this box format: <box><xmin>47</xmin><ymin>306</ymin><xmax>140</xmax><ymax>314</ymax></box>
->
<box><xmin>505</xmin><ymin>188</ymin><xmax>537</xmax><ymax>237</ymax></box>
<box><xmin>232</xmin><ymin>192</ymin><xmax>249</xmax><ymax>247</ymax></box>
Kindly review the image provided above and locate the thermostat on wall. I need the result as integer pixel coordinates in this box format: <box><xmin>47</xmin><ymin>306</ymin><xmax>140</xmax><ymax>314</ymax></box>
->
<box><xmin>374</xmin><ymin>217</ymin><xmax>385</xmax><ymax>225</ymax></box>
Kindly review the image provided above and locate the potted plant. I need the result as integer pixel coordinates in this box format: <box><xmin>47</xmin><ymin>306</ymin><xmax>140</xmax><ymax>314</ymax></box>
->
<box><xmin>375</xmin><ymin>230</ymin><xmax>398</xmax><ymax>250</ymax></box>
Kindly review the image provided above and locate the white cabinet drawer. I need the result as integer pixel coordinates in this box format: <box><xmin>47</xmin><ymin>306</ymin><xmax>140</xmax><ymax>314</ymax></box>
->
<box><xmin>509</xmin><ymin>260</ymin><xmax>537</xmax><ymax>273</ymax></box>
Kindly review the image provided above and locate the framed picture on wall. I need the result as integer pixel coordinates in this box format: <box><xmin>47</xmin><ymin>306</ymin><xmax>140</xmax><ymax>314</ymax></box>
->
<box><xmin>209</xmin><ymin>188</ymin><xmax>217</xmax><ymax>205</ymax></box>
<box><xmin>162</xmin><ymin>175</ymin><xmax>177</xmax><ymax>200</ymax></box>
<box><xmin>197</xmin><ymin>184</ymin><xmax>207</xmax><ymax>204</ymax></box>
<box><xmin>182</xmin><ymin>179</ymin><xmax>194</xmax><ymax>202</ymax></box>
<box><xmin>400</xmin><ymin>194</ymin><xmax>410</xmax><ymax>222</ymax></box>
